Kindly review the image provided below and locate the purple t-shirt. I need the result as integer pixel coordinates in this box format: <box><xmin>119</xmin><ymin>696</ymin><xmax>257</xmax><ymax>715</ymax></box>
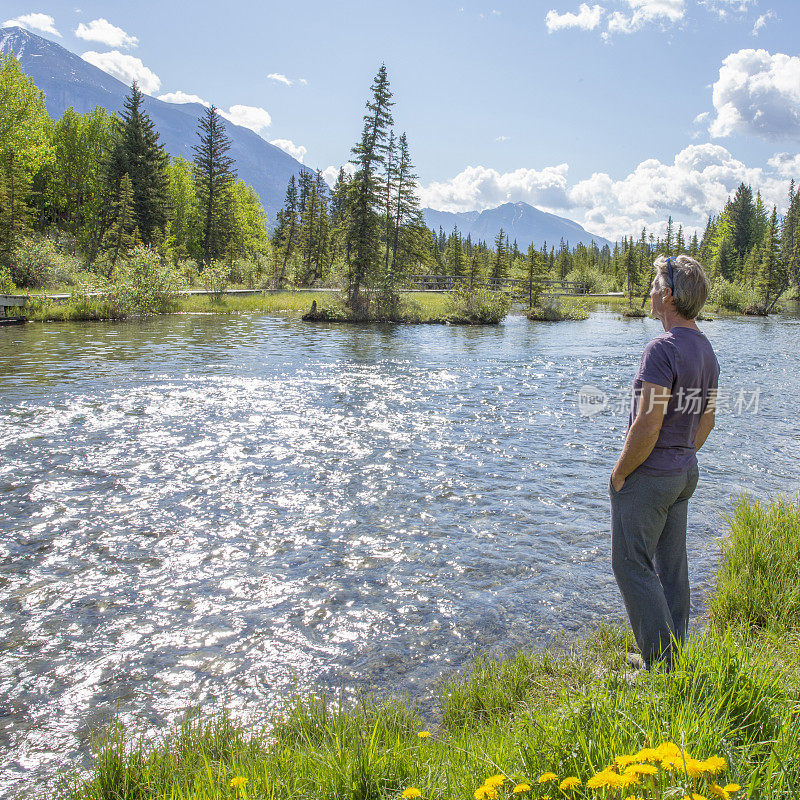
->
<box><xmin>627</xmin><ymin>326</ymin><xmax>720</xmax><ymax>475</ymax></box>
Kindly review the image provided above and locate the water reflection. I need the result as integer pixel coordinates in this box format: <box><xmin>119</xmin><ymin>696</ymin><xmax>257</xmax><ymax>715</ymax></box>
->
<box><xmin>0</xmin><ymin>307</ymin><xmax>798</xmax><ymax>796</ymax></box>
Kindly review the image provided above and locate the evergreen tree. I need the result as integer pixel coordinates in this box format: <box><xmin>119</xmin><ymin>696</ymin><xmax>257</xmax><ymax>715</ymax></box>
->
<box><xmin>273</xmin><ymin>174</ymin><xmax>299</xmax><ymax>287</ymax></box>
<box><xmin>729</xmin><ymin>182</ymin><xmax>756</xmax><ymax>263</ymax></box>
<box><xmin>345</xmin><ymin>64</ymin><xmax>394</xmax><ymax>308</ymax></box>
<box><xmin>192</xmin><ymin>104</ymin><xmax>236</xmax><ymax>265</ymax></box>
<box><xmin>107</xmin><ymin>82</ymin><xmax>170</xmax><ymax>245</ymax></box>
<box><xmin>758</xmin><ymin>206</ymin><xmax>786</xmax><ymax>313</ymax></box>
<box><xmin>491</xmin><ymin>229</ymin><xmax>508</xmax><ymax>285</ymax></box>
<box><xmin>105</xmin><ymin>172</ymin><xmax>137</xmax><ymax>269</ymax></box>
<box><xmin>664</xmin><ymin>216</ymin><xmax>674</xmax><ymax>256</ymax></box>
<box><xmin>781</xmin><ymin>180</ymin><xmax>800</xmax><ymax>292</ymax></box>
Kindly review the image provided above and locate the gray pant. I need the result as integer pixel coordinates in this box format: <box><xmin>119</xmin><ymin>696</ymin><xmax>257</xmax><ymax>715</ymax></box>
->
<box><xmin>610</xmin><ymin>464</ymin><xmax>699</xmax><ymax>668</ymax></box>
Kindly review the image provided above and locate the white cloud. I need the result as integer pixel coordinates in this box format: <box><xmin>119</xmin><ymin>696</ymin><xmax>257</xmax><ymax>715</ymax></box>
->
<box><xmin>708</xmin><ymin>49</ymin><xmax>800</xmax><ymax>140</ymax></box>
<box><xmin>545</xmin><ymin>3</ymin><xmax>604</xmax><ymax>32</ymax></box>
<box><xmin>495</xmin><ymin>135</ymin><xmax>510</xmax><ymax>142</ymax></box>
<box><xmin>752</xmin><ymin>10</ymin><xmax>777</xmax><ymax>36</ymax></box>
<box><xmin>419</xmin><ymin>164</ymin><xmax>572</xmax><ymax>212</ymax></box>
<box><xmin>157</xmin><ymin>90</ymin><xmax>210</xmax><ymax>107</ymax></box>
<box><xmin>767</xmin><ymin>153</ymin><xmax>800</xmax><ymax>179</ymax></box>
<box><xmin>2</xmin><ymin>12</ymin><xmax>61</xmax><ymax>36</ymax></box>
<box><xmin>604</xmin><ymin>0</ymin><xmax>685</xmax><ymax>36</ymax></box>
<box><xmin>322</xmin><ymin>163</ymin><xmax>356</xmax><ymax>188</ymax></box>
<box><xmin>298</xmin><ymin>78</ymin><xmax>308</xmax><ymax>85</ymax></box>
<box><xmin>420</xmin><ymin>144</ymin><xmax>791</xmax><ymax>240</ymax></box>
<box><xmin>699</xmin><ymin>0</ymin><xmax>755</xmax><ymax>19</ymax></box>
<box><xmin>75</xmin><ymin>18</ymin><xmax>137</xmax><ymax>48</ymax></box>
<box><xmin>81</xmin><ymin>50</ymin><xmax>161</xmax><ymax>94</ymax></box>
<box><xmin>267</xmin><ymin>73</ymin><xmax>293</xmax><ymax>86</ymax></box>
<box><xmin>269</xmin><ymin>138</ymin><xmax>307</xmax><ymax>162</ymax></box>
<box><xmin>220</xmin><ymin>104</ymin><xmax>272</xmax><ymax>136</ymax></box>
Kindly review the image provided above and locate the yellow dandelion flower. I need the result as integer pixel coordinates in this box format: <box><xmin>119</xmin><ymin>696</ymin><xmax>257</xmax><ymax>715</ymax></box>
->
<box><xmin>538</xmin><ymin>772</ymin><xmax>558</xmax><ymax>784</ymax></box>
<box><xmin>701</xmin><ymin>756</ymin><xmax>727</xmax><ymax>775</ymax></box>
<box><xmin>229</xmin><ymin>776</ymin><xmax>247</xmax><ymax>790</ymax></box>
<box><xmin>484</xmin><ymin>775</ymin><xmax>505</xmax><ymax>788</ymax></box>
<box><xmin>474</xmin><ymin>786</ymin><xmax>498</xmax><ymax>800</ymax></box>
<box><xmin>625</xmin><ymin>764</ymin><xmax>659</xmax><ymax>777</ymax></box>
<box><xmin>684</xmin><ymin>759</ymin><xmax>705</xmax><ymax>779</ymax></box>
<box><xmin>586</xmin><ymin>771</ymin><xmax>618</xmax><ymax>790</ymax></box>
<box><xmin>615</xmin><ymin>755</ymin><xmax>639</xmax><ymax>768</ymax></box>
<box><xmin>635</xmin><ymin>748</ymin><xmax>661</xmax><ymax>763</ymax></box>
<box><xmin>708</xmin><ymin>784</ymin><xmax>730</xmax><ymax>800</ymax></box>
<box><xmin>618</xmin><ymin>772</ymin><xmax>642</xmax><ymax>787</ymax></box>
<box><xmin>512</xmin><ymin>784</ymin><xmax>531</xmax><ymax>794</ymax></box>
<box><xmin>417</xmin><ymin>730</ymin><xmax>431</xmax><ymax>739</ymax></box>
<box><xmin>402</xmin><ymin>789</ymin><xmax>422</xmax><ymax>800</ymax></box>
<box><xmin>723</xmin><ymin>785</ymin><xmax>741</xmax><ymax>794</ymax></box>
<box><xmin>656</xmin><ymin>742</ymin><xmax>681</xmax><ymax>758</ymax></box>
<box><xmin>543</xmin><ymin>796</ymin><xmax>552</xmax><ymax>800</ymax></box>
<box><xmin>559</xmin><ymin>777</ymin><xmax>581</xmax><ymax>791</ymax></box>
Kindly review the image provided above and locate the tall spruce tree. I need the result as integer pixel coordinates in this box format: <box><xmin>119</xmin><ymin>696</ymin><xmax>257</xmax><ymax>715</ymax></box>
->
<box><xmin>107</xmin><ymin>82</ymin><xmax>170</xmax><ymax>245</ymax></box>
<box><xmin>273</xmin><ymin>174</ymin><xmax>299</xmax><ymax>287</ymax></box>
<box><xmin>345</xmin><ymin>64</ymin><xmax>394</xmax><ymax>308</ymax></box>
<box><xmin>758</xmin><ymin>206</ymin><xmax>785</xmax><ymax>313</ymax></box>
<box><xmin>192</xmin><ymin>104</ymin><xmax>236</xmax><ymax>265</ymax></box>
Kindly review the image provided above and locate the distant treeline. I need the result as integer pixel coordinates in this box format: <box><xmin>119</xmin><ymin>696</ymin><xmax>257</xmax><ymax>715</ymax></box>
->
<box><xmin>1</xmin><ymin>50</ymin><xmax>798</xmax><ymax>314</ymax></box>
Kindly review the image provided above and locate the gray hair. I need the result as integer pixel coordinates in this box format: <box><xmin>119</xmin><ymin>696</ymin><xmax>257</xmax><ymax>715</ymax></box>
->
<box><xmin>654</xmin><ymin>254</ymin><xmax>709</xmax><ymax>319</ymax></box>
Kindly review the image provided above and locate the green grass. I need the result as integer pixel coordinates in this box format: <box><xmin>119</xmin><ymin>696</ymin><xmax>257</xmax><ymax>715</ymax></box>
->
<box><xmin>177</xmin><ymin>291</ymin><xmax>340</xmax><ymax>315</ymax></box>
<box><xmin>711</xmin><ymin>495</ymin><xmax>800</xmax><ymax>636</ymax></box>
<box><xmin>528</xmin><ymin>298</ymin><xmax>590</xmax><ymax>321</ymax></box>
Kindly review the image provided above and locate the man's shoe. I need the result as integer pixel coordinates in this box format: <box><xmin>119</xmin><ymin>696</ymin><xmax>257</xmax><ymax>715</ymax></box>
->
<box><xmin>626</xmin><ymin>652</ymin><xmax>645</xmax><ymax>671</ymax></box>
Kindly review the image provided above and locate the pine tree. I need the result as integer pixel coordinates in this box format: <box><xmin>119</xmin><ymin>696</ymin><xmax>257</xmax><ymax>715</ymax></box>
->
<box><xmin>192</xmin><ymin>104</ymin><xmax>236</xmax><ymax>265</ymax></box>
<box><xmin>387</xmin><ymin>132</ymin><xmax>423</xmax><ymax>292</ymax></box>
<box><xmin>106</xmin><ymin>82</ymin><xmax>170</xmax><ymax>245</ymax></box>
<box><xmin>345</xmin><ymin>64</ymin><xmax>394</xmax><ymax>309</ymax></box>
<box><xmin>105</xmin><ymin>172</ymin><xmax>137</xmax><ymax>268</ymax></box>
<box><xmin>273</xmin><ymin>174</ymin><xmax>299</xmax><ymax>287</ymax></box>
<box><xmin>758</xmin><ymin>206</ymin><xmax>786</xmax><ymax>313</ymax></box>
<box><xmin>729</xmin><ymin>183</ymin><xmax>756</xmax><ymax>263</ymax></box>
<box><xmin>780</xmin><ymin>180</ymin><xmax>800</xmax><ymax>293</ymax></box>
<box><xmin>491</xmin><ymin>229</ymin><xmax>507</xmax><ymax>286</ymax></box>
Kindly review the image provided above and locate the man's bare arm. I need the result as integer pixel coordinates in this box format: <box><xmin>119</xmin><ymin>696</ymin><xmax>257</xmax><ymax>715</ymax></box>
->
<box><xmin>694</xmin><ymin>389</ymin><xmax>716</xmax><ymax>452</ymax></box>
<box><xmin>611</xmin><ymin>382</ymin><xmax>671</xmax><ymax>489</ymax></box>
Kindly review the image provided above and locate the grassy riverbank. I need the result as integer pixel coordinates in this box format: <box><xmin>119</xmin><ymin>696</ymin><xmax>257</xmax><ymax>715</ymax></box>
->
<box><xmin>62</xmin><ymin>495</ymin><xmax>800</xmax><ymax>800</ymax></box>
<box><xmin>20</xmin><ymin>291</ymin><xmax>458</xmax><ymax>323</ymax></box>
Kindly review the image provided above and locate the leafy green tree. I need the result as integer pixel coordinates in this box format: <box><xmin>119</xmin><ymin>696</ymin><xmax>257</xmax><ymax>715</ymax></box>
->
<box><xmin>165</xmin><ymin>157</ymin><xmax>195</xmax><ymax>262</ymax></box>
<box><xmin>230</xmin><ymin>179</ymin><xmax>270</xmax><ymax>264</ymax></box>
<box><xmin>0</xmin><ymin>53</ymin><xmax>52</xmax><ymax>267</ymax></box>
<box><xmin>192</xmin><ymin>104</ymin><xmax>236</xmax><ymax>265</ymax></box>
<box><xmin>345</xmin><ymin>64</ymin><xmax>394</xmax><ymax>308</ymax></box>
<box><xmin>107</xmin><ymin>82</ymin><xmax>170</xmax><ymax>245</ymax></box>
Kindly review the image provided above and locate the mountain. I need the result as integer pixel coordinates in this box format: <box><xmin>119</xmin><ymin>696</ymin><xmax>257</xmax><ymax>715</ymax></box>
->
<box><xmin>423</xmin><ymin>202</ymin><xmax>611</xmax><ymax>250</ymax></box>
<box><xmin>0</xmin><ymin>26</ymin><xmax>309</xmax><ymax>225</ymax></box>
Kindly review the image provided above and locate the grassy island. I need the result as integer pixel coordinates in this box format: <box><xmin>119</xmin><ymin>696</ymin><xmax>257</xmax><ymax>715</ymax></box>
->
<box><xmin>527</xmin><ymin>297</ymin><xmax>590</xmax><ymax>322</ymax></box>
<box><xmin>62</xmin><ymin>495</ymin><xmax>800</xmax><ymax>800</ymax></box>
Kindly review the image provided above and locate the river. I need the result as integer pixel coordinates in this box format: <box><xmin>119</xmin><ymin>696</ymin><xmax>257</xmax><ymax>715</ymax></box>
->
<box><xmin>0</xmin><ymin>306</ymin><xmax>798</xmax><ymax>795</ymax></box>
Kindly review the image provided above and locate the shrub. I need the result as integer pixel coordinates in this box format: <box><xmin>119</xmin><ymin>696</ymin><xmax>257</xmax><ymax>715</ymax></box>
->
<box><xmin>707</xmin><ymin>277</ymin><xmax>759</xmax><ymax>313</ymax></box>
<box><xmin>445</xmin><ymin>281</ymin><xmax>510</xmax><ymax>324</ymax></box>
<box><xmin>528</xmin><ymin>297</ymin><xmax>589</xmax><ymax>321</ymax></box>
<box><xmin>566</xmin><ymin>267</ymin><xmax>610</xmax><ymax>295</ymax></box>
<box><xmin>199</xmin><ymin>260</ymin><xmax>230</xmax><ymax>300</ymax></box>
<box><xmin>10</xmin><ymin>235</ymin><xmax>82</xmax><ymax>288</ymax></box>
<box><xmin>110</xmin><ymin>246</ymin><xmax>183</xmax><ymax>315</ymax></box>
<box><xmin>0</xmin><ymin>265</ymin><xmax>15</xmax><ymax>293</ymax></box>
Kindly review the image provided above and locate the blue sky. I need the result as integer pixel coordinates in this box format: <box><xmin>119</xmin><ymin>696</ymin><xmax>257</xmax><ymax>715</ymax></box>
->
<box><xmin>2</xmin><ymin>0</ymin><xmax>799</xmax><ymax>239</ymax></box>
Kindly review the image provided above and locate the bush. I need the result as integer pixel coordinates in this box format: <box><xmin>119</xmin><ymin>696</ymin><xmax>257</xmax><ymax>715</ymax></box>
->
<box><xmin>445</xmin><ymin>281</ymin><xmax>511</xmax><ymax>324</ymax></box>
<box><xmin>199</xmin><ymin>260</ymin><xmax>230</xmax><ymax>300</ymax></box>
<box><xmin>566</xmin><ymin>267</ymin><xmax>611</xmax><ymax>295</ymax></box>
<box><xmin>707</xmin><ymin>277</ymin><xmax>759</xmax><ymax>313</ymax></box>
<box><xmin>0</xmin><ymin>265</ymin><xmax>15</xmax><ymax>293</ymax></box>
<box><xmin>528</xmin><ymin>297</ymin><xmax>590</xmax><ymax>321</ymax></box>
<box><xmin>110</xmin><ymin>246</ymin><xmax>183</xmax><ymax>315</ymax></box>
<box><xmin>10</xmin><ymin>235</ymin><xmax>82</xmax><ymax>288</ymax></box>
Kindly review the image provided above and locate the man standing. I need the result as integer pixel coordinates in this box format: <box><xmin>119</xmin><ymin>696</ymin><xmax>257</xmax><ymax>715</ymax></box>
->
<box><xmin>610</xmin><ymin>255</ymin><xmax>719</xmax><ymax>669</ymax></box>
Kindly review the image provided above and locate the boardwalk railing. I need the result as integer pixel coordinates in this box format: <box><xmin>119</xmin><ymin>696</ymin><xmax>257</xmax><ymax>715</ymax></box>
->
<box><xmin>408</xmin><ymin>275</ymin><xmax>589</xmax><ymax>296</ymax></box>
